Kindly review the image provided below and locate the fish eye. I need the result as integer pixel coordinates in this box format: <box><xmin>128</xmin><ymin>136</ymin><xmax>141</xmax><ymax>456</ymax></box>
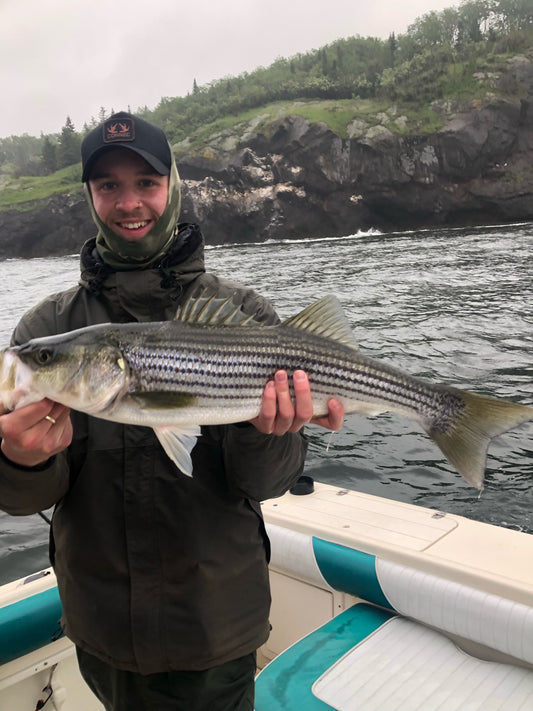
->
<box><xmin>36</xmin><ymin>348</ymin><xmax>54</xmax><ymax>365</ymax></box>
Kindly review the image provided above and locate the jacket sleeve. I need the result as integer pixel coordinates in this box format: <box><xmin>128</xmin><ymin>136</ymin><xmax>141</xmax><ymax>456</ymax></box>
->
<box><xmin>0</xmin><ymin>450</ymin><xmax>71</xmax><ymax>515</ymax></box>
<box><xmin>222</xmin><ymin>424</ymin><xmax>308</xmax><ymax>501</ymax></box>
<box><xmin>0</xmin><ymin>299</ymin><xmax>71</xmax><ymax>516</ymax></box>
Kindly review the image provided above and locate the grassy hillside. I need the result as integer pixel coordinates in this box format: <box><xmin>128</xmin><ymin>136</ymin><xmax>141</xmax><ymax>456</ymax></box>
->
<box><xmin>0</xmin><ymin>164</ymin><xmax>82</xmax><ymax>210</ymax></box>
<box><xmin>155</xmin><ymin>34</ymin><xmax>532</xmax><ymax>146</ymax></box>
<box><xmin>0</xmin><ymin>0</ymin><xmax>531</xmax><ymax>210</ymax></box>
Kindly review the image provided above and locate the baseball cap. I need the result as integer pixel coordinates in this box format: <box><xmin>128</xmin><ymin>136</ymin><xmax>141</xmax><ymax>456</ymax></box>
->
<box><xmin>81</xmin><ymin>111</ymin><xmax>172</xmax><ymax>182</ymax></box>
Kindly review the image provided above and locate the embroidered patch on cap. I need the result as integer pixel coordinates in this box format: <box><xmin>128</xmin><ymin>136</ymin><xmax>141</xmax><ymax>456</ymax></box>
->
<box><xmin>102</xmin><ymin>117</ymin><xmax>135</xmax><ymax>143</ymax></box>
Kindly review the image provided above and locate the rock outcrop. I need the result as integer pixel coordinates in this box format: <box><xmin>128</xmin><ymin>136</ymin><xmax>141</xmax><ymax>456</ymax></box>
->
<box><xmin>1</xmin><ymin>56</ymin><xmax>532</xmax><ymax>258</ymax></box>
<box><xmin>0</xmin><ymin>193</ymin><xmax>94</xmax><ymax>259</ymax></box>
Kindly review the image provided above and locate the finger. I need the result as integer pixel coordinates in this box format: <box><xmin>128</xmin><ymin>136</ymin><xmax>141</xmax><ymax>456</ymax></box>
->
<box><xmin>271</xmin><ymin>371</ymin><xmax>295</xmax><ymax>435</ymax></box>
<box><xmin>288</xmin><ymin>370</ymin><xmax>314</xmax><ymax>433</ymax></box>
<box><xmin>42</xmin><ymin>406</ymin><xmax>70</xmax><ymax>444</ymax></box>
<box><xmin>329</xmin><ymin>398</ymin><xmax>345</xmax><ymax>430</ymax></box>
<box><xmin>13</xmin><ymin>400</ymin><xmax>63</xmax><ymax>438</ymax></box>
<box><xmin>0</xmin><ymin>421</ymin><xmax>70</xmax><ymax>469</ymax></box>
<box><xmin>250</xmin><ymin>380</ymin><xmax>277</xmax><ymax>434</ymax></box>
<box><xmin>44</xmin><ymin>409</ymin><xmax>73</xmax><ymax>452</ymax></box>
<box><xmin>0</xmin><ymin>400</ymin><xmax>72</xmax><ymax>463</ymax></box>
<box><xmin>30</xmin><ymin>409</ymin><xmax>72</xmax><ymax>459</ymax></box>
<box><xmin>312</xmin><ymin>398</ymin><xmax>345</xmax><ymax>431</ymax></box>
<box><xmin>0</xmin><ymin>399</ymin><xmax>51</xmax><ymax>439</ymax></box>
<box><xmin>43</xmin><ymin>402</ymin><xmax>69</xmax><ymax>427</ymax></box>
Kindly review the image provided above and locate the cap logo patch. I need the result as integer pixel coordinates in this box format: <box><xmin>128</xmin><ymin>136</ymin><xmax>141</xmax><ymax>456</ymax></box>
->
<box><xmin>103</xmin><ymin>117</ymin><xmax>135</xmax><ymax>143</ymax></box>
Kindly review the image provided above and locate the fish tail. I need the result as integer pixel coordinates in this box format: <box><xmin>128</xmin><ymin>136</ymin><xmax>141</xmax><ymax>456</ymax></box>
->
<box><xmin>424</xmin><ymin>390</ymin><xmax>533</xmax><ymax>490</ymax></box>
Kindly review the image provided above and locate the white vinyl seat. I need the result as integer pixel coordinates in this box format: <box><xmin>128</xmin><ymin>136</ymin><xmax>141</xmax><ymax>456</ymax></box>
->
<box><xmin>255</xmin><ymin>603</ymin><xmax>533</xmax><ymax>711</ymax></box>
<box><xmin>256</xmin><ymin>524</ymin><xmax>533</xmax><ymax>711</ymax></box>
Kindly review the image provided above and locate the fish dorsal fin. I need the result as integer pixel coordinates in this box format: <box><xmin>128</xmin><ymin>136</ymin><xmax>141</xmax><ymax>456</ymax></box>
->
<box><xmin>174</xmin><ymin>287</ymin><xmax>263</xmax><ymax>327</ymax></box>
<box><xmin>283</xmin><ymin>295</ymin><xmax>358</xmax><ymax>350</ymax></box>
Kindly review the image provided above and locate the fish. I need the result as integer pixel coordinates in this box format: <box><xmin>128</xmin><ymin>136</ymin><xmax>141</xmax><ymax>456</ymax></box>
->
<box><xmin>0</xmin><ymin>293</ymin><xmax>531</xmax><ymax>489</ymax></box>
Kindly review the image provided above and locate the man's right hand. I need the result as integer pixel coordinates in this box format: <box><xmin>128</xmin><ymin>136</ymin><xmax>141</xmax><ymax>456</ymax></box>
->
<box><xmin>0</xmin><ymin>399</ymin><xmax>72</xmax><ymax>468</ymax></box>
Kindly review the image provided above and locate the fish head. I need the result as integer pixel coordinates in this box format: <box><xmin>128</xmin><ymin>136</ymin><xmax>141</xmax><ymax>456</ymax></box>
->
<box><xmin>5</xmin><ymin>328</ymin><xmax>128</xmax><ymax>415</ymax></box>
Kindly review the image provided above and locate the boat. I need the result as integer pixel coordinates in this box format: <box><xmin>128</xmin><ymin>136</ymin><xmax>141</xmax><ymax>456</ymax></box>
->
<box><xmin>1</xmin><ymin>478</ymin><xmax>533</xmax><ymax>710</ymax></box>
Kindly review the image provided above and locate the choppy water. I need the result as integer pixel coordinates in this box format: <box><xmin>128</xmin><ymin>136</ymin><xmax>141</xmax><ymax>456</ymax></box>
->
<box><xmin>0</xmin><ymin>223</ymin><xmax>532</xmax><ymax>585</ymax></box>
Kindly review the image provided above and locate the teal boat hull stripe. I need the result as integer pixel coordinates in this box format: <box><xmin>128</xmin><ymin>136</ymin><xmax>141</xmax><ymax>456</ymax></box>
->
<box><xmin>312</xmin><ymin>537</ymin><xmax>394</xmax><ymax>610</ymax></box>
<box><xmin>255</xmin><ymin>603</ymin><xmax>394</xmax><ymax>711</ymax></box>
<box><xmin>0</xmin><ymin>587</ymin><xmax>64</xmax><ymax>665</ymax></box>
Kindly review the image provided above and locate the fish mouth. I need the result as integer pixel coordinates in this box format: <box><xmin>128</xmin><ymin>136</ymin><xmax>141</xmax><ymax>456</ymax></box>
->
<box><xmin>0</xmin><ymin>349</ymin><xmax>41</xmax><ymax>411</ymax></box>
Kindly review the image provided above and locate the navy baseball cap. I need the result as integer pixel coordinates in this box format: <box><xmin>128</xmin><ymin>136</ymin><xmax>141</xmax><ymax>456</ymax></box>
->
<box><xmin>81</xmin><ymin>111</ymin><xmax>172</xmax><ymax>182</ymax></box>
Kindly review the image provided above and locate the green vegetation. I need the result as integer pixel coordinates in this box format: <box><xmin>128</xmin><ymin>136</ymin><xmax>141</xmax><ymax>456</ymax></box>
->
<box><xmin>148</xmin><ymin>0</ymin><xmax>532</xmax><ymax>144</ymax></box>
<box><xmin>173</xmin><ymin>99</ymin><xmax>395</xmax><ymax>152</ymax></box>
<box><xmin>0</xmin><ymin>164</ymin><xmax>82</xmax><ymax>209</ymax></box>
<box><xmin>286</xmin><ymin>100</ymin><xmax>390</xmax><ymax>138</ymax></box>
<box><xmin>0</xmin><ymin>0</ymin><xmax>531</xmax><ymax>209</ymax></box>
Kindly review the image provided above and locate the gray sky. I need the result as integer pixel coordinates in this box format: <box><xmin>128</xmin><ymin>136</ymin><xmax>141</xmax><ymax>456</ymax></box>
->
<box><xmin>0</xmin><ymin>0</ymin><xmax>456</xmax><ymax>139</ymax></box>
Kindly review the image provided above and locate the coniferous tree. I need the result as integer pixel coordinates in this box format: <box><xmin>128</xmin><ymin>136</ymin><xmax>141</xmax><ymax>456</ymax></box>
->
<box><xmin>388</xmin><ymin>32</ymin><xmax>398</xmax><ymax>66</ymax></box>
<box><xmin>57</xmin><ymin>116</ymin><xmax>81</xmax><ymax>169</ymax></box>
<box><xmin>41</xmin><ymin>136</ymin><xmax>57</xmax><ymax>174</ymax></box>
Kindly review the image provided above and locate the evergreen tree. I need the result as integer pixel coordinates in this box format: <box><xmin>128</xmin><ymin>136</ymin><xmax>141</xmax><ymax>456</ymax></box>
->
<box><xmin>388</xmin><ymin>32</ymin><xmax>398</xmax><ymax>66</ymax></box>
<box><xmin>41</xmin><ymin>136</ymin><xmax>57</xmax><ymax>174</ymax></box>
<box><xmin>57</xmin><ymin>116</ymin><xmax>81</xmax><ymax>169</ymax></box>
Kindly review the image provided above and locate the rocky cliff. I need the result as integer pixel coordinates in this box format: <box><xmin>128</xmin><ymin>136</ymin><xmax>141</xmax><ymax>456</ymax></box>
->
<box><xmin>1</xmin><ymin>56</ymin><xmax>532</xmax><ymax>259</ymax></box>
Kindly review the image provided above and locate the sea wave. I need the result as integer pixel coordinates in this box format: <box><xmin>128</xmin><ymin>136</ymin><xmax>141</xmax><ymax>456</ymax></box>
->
<box><xmin>205</xmin><ymin>227</ymin><xmax>384</xmax><ymax>250</ymax></box>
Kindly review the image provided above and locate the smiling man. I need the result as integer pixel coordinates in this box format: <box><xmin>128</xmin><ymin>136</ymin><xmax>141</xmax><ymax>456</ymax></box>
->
<box><xmin>81</xmin><ymin>112</ymin><xmax>182</xmax><ymax>268</ymax></box>
<box><xmin>0</xmin><ymin>112</ymin><xmax>344</xmax><ymax>711</ymax></box>
<box><xmin>88</xmin><ymin>150</ymin><xmax>169</xmax><ymax>241</ymax></box>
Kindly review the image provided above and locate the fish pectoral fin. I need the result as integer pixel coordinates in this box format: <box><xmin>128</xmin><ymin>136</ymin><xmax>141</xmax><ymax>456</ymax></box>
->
<box><xmin>127</xmin><ymin>392</ymin><xmax>196</xmax><ymax>410</ymax></box>
<box><xmin>154</xmin><ymin>425</ymin><xmax>201</xmax><ymax>477</ymax></box>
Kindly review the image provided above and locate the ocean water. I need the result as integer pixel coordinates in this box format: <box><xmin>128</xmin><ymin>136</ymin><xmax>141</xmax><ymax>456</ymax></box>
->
<box><xmin>0</xmin><ymin>223</ymin><xmax>532</xmax><ymax>585</ymax></box>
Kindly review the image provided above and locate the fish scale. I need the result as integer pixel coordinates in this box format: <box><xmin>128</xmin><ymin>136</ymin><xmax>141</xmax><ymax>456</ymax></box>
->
<box><xmin>117</xmin><ymin>325</ymin><xmax>464</xmax><ymax>425</ymax></box>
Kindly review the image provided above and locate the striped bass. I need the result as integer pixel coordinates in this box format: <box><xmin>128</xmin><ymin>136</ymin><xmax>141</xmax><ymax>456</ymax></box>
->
<box><xmin>1</xmin><ymin>294</ymin><xmax>531</xmax><ymax>488</ymax></box>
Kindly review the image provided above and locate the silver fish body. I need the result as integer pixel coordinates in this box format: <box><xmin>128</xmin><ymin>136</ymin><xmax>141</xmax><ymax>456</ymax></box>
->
<box><xmin>1</xmin><ymin>295</ymin><xmax>532</xmax><ymax>487</ymax></box>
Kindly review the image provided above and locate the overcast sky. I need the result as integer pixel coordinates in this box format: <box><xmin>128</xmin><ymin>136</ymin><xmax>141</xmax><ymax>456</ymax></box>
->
<box><xmin>0</xmin><ymin>0</ymin><xmax>456</xmax><ymax>139</ymax></box>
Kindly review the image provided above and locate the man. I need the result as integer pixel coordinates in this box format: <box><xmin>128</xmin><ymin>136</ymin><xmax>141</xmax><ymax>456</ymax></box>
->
<box><xmin>0</xmin><ymin>112</ymin><xmax>344</xmax><ymax>710</ymax></box>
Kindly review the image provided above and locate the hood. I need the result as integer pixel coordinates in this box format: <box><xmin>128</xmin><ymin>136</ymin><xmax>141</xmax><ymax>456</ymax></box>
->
<box><xmin>85</xmin><ymin>148</ymin><xmax>182</xmax><ymax>271</ymax></box>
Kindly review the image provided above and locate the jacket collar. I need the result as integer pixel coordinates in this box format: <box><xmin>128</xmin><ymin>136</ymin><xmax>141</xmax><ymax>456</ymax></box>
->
<box><xmin>78</xmin><ymin>223</ymin><xmax>206</xmax><ymax>320</ymax></box>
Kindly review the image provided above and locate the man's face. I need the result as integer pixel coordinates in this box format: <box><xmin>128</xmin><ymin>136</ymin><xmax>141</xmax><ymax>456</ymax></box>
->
<box><xmin>88</xmin><ymin>148</ymin><xmax>169</xmax><ymax>242</ymax></box>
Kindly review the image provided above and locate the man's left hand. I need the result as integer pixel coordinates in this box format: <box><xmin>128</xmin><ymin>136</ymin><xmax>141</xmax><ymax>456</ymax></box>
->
<box><xmin>250</xmin><ymin>370</ymin><xmax>345</xmax><ymax>436</ymax></box>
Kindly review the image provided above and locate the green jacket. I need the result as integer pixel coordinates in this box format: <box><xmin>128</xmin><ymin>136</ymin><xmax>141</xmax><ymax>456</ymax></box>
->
<box><xmin>0</xmin><ymin>224</ymin><xmax>307</xmax><ymax>673</ymax></box>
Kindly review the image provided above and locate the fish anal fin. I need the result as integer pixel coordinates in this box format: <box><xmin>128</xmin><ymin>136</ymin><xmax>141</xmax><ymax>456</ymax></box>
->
<box><xmin>154</xmin><ymin>425</ymin><xmax>201</xmax><ymax>477</ymax></box>
<box><xmin>283</xmin><ymin>295</ymin><xmax>358</xmax><ymax>350</ymax></box>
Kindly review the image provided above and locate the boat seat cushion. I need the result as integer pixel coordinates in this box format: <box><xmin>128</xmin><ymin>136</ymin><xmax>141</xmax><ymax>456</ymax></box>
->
<box><xmin>255</xmin><ymin>603</ymin><xmax>533</xmax><ymax>711</ymax></box>
<box><xmin>266</xmin><ymin>525</ymin><xmax>533</xmax><ymax>667</ymax></box>
<box><xmin>0</xmin><ymin>587</ymin><xmax>63</xmax><ymax>665</ymax></box>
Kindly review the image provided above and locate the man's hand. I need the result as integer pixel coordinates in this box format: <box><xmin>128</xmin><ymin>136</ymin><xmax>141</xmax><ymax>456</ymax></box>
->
<box><xmin>250</xmin><ymin>370</ymin><xmax>345</xmax><ymax>435</ymax></box>
<box><xmin>0</xmin><ymin>399</ymin><xmax>72</xmax><ymax>468</ymax></box>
